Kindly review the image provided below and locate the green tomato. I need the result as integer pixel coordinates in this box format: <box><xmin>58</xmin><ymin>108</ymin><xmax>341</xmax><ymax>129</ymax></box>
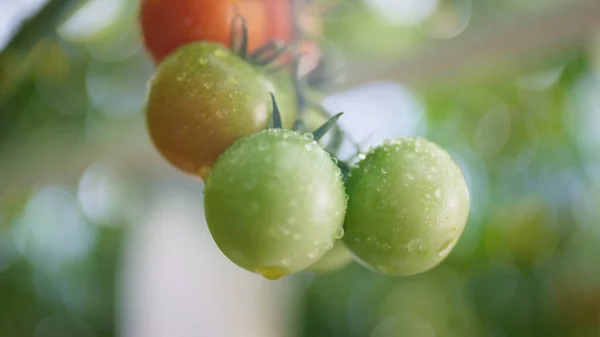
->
<box><xmin>204</xmin><ymin>129</ymin><xmax>347</xmax><ymax>280</ymax></box>
<box><xmin>307</xmin><ymin>240</ymin><xmax>354</xmax><ymax>274</ymax></box>
<box><xmin>146</xmin><ymin>42</ymin><xmax>296</xmax><ymax>179</ymax></box>
<box><xmin>343</xmin><ymin>137</ymin><xmax>470</xmax><ymax>276</ymax></box>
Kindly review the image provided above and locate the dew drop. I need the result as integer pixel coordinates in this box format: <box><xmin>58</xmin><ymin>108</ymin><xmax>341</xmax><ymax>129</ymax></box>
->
<box><xmin>199</xmin><ymin>57</ymin><xmax>209</xmax><ymax>65</ymax></box>
<box><xmin>382</xmin><ymin>243</ymin><xmax>391</xmax><ymax>251</ymax></box>
<box><xmin>332</xmin><ymin>157</ymin><xmax>339</xmax><ymax>164</ymax></box>
<box><xmin>255</xmin><ymin>266</ymin><xmax>287</xmax><ymax>280</ymax></box>
<box><xmin>308</xmin><ymin>251</ymin><xmax>318</xmax><ymax>259</ymax></box>
<box><xmin>435</xmin><ymin>189</ymin><xmax>444</xmax><ymax>198</ymax></box>
<box><xmin>304</xmin><ymin>143</ymin><xmax>314</xmax><ymax>152</ymax></box>
<box><xmin>358</xmin><ymin>153</ymin><xmax>367</xmax><ymax>160</ymax></box>
<box><xmin>381</xmin><ymin>167</ymin><xmax>389</xmax><ymax>174</ymax></box>
<box><xmin>325</xmin><ymin>241</ymin><xmax>334</xmax><ymax>250</ymax></box>
<box><xmin>303</xmin><ymin>133</ymin><xmax>315</xmax><ymax>140</ymax></box>
<box><xmin>408</xmin><ymin>239</ymin><xmax>423</xmax><ymax>253</ymax></box>
<box><xmin>405</xmin><ymin>170</ymin><xmax>416</xmax><ymax>180</ymax></box>
<box><xmin>334</xmin><ymin>228</ymin><xmax>345</xmax><ymax>239</ymax></box>
<box><xmin>367</xmin><ymin>236</ymin><xmax>377</xmax><ymax>247</ymax></box>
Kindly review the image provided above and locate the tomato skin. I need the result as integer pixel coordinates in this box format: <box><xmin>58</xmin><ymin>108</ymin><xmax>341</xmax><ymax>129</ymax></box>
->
<box><xmin>146</xmin><ymin>42</ymin><xmax>296</xmax><ymax>178</ymax></box>
<box><xmin>140</xmin><ymin>0</ymin><xmax>293</xmax><ymax>63</ymax></box>
<box><xmin>204</xmin><ymin>129</ymin><xmax>347</xmax><ymax>280</ymax></box>
<box><xmin>343</xmin><ymin>137</ymin><xmax>470</xmax><ymax>276</ymax></box>
<box><xmin>307</xmin><ymin>240</ymin><xmax>353</xmax><ymax>273</ymax></box>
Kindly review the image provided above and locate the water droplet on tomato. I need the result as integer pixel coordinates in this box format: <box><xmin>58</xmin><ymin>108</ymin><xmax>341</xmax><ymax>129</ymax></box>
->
<box><xmin>408</xmin><ymin>239</ymin><xmax>423</xmax><ymax>253</ymax></box>
<box><xmin>255</xmin><ymin>266</ymin><xmax>287</xmax><ymax>280</ymax></box>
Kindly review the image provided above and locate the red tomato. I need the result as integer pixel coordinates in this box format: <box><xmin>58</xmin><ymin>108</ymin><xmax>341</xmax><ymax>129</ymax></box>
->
<box><xmin>140</xmin><ymin>0</ymin><xmax>295</xmax><ymax>63</ymax></box>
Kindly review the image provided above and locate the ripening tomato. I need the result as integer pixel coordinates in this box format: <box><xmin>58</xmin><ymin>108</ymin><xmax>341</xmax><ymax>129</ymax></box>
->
<box><xmin>140</xmin><ymin>0</ymin><xmax>294</xmax><ymax>63</ymax></box>
<box><xmin>146</xmin><ymin>42</ymin><xmax>296</xmax><ymax>178</ymax></box>
<box><xmin>204</xmin><ymin>129</ymin><xmax>347</xmax><ymax>280</ymax></box>
<box><xmin>343</xmin><ymin>137</ymin><xmax>470</xmax><ymax>276</ymax></box>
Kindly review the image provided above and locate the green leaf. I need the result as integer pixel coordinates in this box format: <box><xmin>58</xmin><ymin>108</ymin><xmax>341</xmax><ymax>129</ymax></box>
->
<box><xmin>269</xmin><ymin>93</ymin><xmax>283</xmax><ymax>129</ymax></box>
<box><xmin>312</xmin><ymin>112</ymin><xmax>343</xmax><ymax>141</ymax></box>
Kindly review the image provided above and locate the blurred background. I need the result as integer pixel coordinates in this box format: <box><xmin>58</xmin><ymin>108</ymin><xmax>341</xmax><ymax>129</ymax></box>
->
<box><xmin>1</xmin><ymin>0</ymin><xmax>600</xmax><ymax>336</ymax></box>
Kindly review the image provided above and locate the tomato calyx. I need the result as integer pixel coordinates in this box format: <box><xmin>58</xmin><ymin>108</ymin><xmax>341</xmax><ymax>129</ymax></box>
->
<box><xmin>230</xmin><ymin>15</ymin><xmax>297</xmax><ymax>70</ymax></box>
<box><xmin>268</xmin><ymin>91</ymin><xmax>350</xmax><ymax>181</ymax></box>
<box><xmin>312</xmin><ymin>112</ymin><xmax>343</xmax><ymax>140</ymax></box>
<box><xmin>268</xmin><ymin>92</ymin><xmax>342</xmax><ymax>137</ymax></box>
<box><xmin>268</xmin><ymin>92</ymin><xmax>284</xmax><ymax>129</ymax></box>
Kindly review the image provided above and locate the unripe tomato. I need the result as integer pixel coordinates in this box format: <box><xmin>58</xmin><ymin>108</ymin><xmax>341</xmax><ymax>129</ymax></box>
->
<box><xmin>146</xmin><ymin>42</ymin><xmax>296</xmax><ymax>178</ymax></box>
<box><xmin>307</xmin><ymin>240</ymin><xmax>353</xmax><ymax>273</ymax></box>
<box><xmin>343</xmin><ymin>137</ymin><xmax>470</xmax><ymax>276</ymax></box>
<box><xmin>204</xmin><ymin>129</ymin><xmax>347</xmax><ymax>280</ymax></box>
<box><xmin>140</xmin><ymin>0</ymin><xmax>293</xmax><ymax>63</ymax></box>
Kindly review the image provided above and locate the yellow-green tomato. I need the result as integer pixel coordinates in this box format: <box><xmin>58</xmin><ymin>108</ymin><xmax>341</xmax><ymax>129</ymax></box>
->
<box><xmin>204</xmin><ymin>129</ymin><xmax>347</xmax><ymax>280</ymax></box>
<box><xmin>307</xmin><ymin>240</ymin><xmax>354</xmax><ymax>274</ymax></box>
<box><xmin>146</xmin><ymin>41</ymin><xmax>296</xmax><ymax>179</ymax></box>
<box><xmin>343</xmin><ymin>137</ymin><xmax>470</xmax><ymax>276</ymax></box>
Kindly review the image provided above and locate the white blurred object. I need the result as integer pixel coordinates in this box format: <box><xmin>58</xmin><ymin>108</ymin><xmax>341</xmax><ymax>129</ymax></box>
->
<box><xmin>365</xmin><ymin>0</ymin><xmax>439</xmax><ymax>26</ymax></box>
<box><xmin>59</xmin><ymin>0</ymin><xmax>126</xmax><ymax>42</ymax></box>
<box><xmin>120</xmin><ymin>187</ymin><xmax>298</xmax><ymax>337</ymax></box>
<box><xmin>322</xmin><ymin>82</ymin><xmax>426</xmax><ymax>161</ymax></box>
<box><xmin>0</xmin><ymin>0</ymin><xmax>49</xmax><ymax>50</ymax></box>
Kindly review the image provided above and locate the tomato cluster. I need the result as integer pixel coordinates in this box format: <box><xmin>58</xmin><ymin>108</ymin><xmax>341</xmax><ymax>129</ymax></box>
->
<box><xmin>141</xmin><ymin>0</ymin><xmax>470</xmax><ymax>280</ymax></box>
